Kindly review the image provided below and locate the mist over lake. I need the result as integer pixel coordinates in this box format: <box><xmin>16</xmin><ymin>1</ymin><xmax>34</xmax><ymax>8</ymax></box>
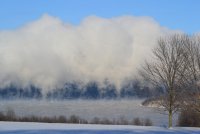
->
<box><xmin>0</xmin><ymin>99</ymin><xmax>177</xmax><ymax>126</ymax></box>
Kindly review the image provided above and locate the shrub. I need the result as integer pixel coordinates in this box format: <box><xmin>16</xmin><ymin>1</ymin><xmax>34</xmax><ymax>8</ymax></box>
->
<box><xmin>100</xmin><ymin>118</ymin><xmax>112</xmax><ymax>124</ymax></box>
<box><xmin>90</xmin><ymin>117</ymin><xmax>101</xmax><ymax>124</ymax></box>
<box><xmin>0</xmin><ymin>111</ymin><xmax>6</xmax><ymax>121</ymax></box>
<box><xmin>68</xmin><ymin>115</ymin><xmax>80</xmax><ymax>123</ymax></box>
<box><xmin>132</xmin><ymin>117</ymin><xmax>143</xmax><ymax>126</ymax></box>
<box><xmin>5</xmin><ymin>108</ymin><xmax>16</xmax><ymax>121</ymax></box>
<box><xmin>58</xmin><ymin>115</ymin><xmax>67</xmax><ymax>123</ymax></box>
<box><xmin>144</xmin><ymin>118</ymin><xmax>153</xmax><ymax>126</ymax></box>
<box><xmin>130</xmin><ymin>117</ymin><xmax>153</xmax><ymax>126</ymax></box>
<box><xmin>118</xmin><ymin>116</ymin><xmax>129</xmax><ymax>125</ymax></box>
<box><xmin>178</xmin><ymin>108</ymin><xmax>200</xmax><ymax>127</ymax></box>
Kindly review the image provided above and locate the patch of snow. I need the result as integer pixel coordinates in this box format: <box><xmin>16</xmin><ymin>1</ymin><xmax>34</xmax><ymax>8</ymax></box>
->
<box><xmin>0</xmin><ymin>122</ymin><xmax>200</xmax><ymax>134</ymax></box>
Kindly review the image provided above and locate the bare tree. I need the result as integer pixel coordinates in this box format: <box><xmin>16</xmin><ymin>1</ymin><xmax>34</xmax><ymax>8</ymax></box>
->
<box><xmin>141</xmin><ymin>34</ymin><xmax>189</xmax><ymax>128</ymax></box>
<box><xmin>183</xmin><ymin>35</ymin><xmax>200</xmax><ymax>113</ymax></box>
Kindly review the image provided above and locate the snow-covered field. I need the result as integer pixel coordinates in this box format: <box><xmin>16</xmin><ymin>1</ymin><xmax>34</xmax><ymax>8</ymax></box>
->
<box><xmin>0</xmin><ymin>122</ymin><xmax>200</xmax><ymax>134</ymax></box>
<box><xmin>0</xmin><ymin>99</ymin><xmax>176</xmax><ymax>126</ymax></box>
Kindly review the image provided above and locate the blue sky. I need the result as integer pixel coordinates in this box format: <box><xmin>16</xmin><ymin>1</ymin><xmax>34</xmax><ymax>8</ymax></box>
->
<box><xmin>0</xmin><ymin>0</ymin><xmax>200</xmax><ymax>33</ymax></box>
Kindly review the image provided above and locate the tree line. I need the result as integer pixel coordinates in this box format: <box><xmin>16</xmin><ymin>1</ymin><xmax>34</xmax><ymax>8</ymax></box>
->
<box><xmin>0</xmin><ymin>80</ymin><xmax>164</xmax><ymax>100</ymax></box>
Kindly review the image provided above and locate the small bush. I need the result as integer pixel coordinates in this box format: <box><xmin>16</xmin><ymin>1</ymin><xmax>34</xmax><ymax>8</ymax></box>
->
<box><xmin>68</xmin><ymin>115</ymin><xmax>80</xmax><ymax>123</ymax></box>
<box><xmin>58</xmin><ymin>115</ymin><xmax>67</xmax><ymax>123</ymax></box>
<box><xmin>144</xmin><ymin>118</ymin><xmax>153</xmax><ymax>126</ymax></box>
<box><xmin>132</xmin><ymin>117</ymin><xmax>143</xmax><ymax>126</ymax></box>
<box><xmin>79</xmin><ymin>118</ymin><xmax>88</xmax><ymax>124</ymax></box>
<box><xmin>100</xmin><ymin>118</ymin><xmax>112</xmax><ymax>125</ymax></box>
<box><xmin>0</xmin><ymin>111</ymin><xmax>6</xmax><ymax>121</ymax></box>
<box><xmin>178</xmin><ymin>108</ymin><xmax>200</xmax><ymax>127</ymax></box>
<box><xmin>118</xmin><ymin>116</ymin><xmax>129</xmax><ymax>125</ymax></box>
<box><xmin>131</xmin><ymin>117</ymin><xmax>153</xmax><ymax>126</ymax></box>
<box><xmin>90</xmin><ymin>117</ymin><xmax>101</xmax><ymax>124</ymax></box>
<box><xmin>6</xmin><ymin>108</ymin><xmax>16</xmax><ymax>121</ymax></box>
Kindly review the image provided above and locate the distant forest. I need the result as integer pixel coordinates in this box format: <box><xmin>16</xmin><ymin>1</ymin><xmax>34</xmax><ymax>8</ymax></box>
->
<box><xmin>0</xmin><ymin>80</ymin><xmax>164</xmax><ymax>100</ymax></box>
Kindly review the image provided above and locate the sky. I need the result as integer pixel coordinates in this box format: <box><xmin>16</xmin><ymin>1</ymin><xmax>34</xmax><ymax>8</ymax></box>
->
<box><xmin>0</xmin><ymin>0</ymin><xmax>200</xmax><ymax>34</ymax></box>
<box><xmin>0</xmin><ymin>0</ymin><xmax>199</xmax><ymax>90</ymax></box>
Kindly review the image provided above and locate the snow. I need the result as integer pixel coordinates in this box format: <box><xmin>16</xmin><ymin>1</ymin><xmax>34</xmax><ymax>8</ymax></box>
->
<box><xmin>0</xmin><ymin>122</ymin><xmax>200</xmax><ymax>134</ymax></box>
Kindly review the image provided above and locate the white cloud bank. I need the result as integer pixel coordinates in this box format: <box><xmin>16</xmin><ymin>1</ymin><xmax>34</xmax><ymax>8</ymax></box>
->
<box><xmin>0</xmin><ymin>14</ymin><xmax>175</xmax><ymax>90</ymax></box>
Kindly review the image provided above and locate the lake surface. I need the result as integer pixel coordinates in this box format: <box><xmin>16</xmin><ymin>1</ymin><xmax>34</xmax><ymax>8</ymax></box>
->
<box><xmin>0</xmin><ymin>99</ymin><xmax>177</xmax><ymax>126</ymax></box>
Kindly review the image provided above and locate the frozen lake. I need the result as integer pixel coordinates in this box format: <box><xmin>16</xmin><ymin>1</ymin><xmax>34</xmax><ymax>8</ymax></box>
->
<box><xmin>0</xmin><ymin>99</ymin><xmax>177</xmax><ymax>126</ymax></box>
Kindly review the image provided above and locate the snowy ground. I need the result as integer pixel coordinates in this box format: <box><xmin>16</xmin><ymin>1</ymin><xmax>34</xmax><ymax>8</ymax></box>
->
<box><xmin>0</xmin><ymin>122</ymin><xmax>200</xmax><ymax>134</ymax></box>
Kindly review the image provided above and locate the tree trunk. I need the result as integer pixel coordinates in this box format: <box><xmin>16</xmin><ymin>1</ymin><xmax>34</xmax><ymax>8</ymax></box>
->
<box><xmin>168</xmin><ymin>107</ymin><xmax>172</xmax><ymax>128</ymax></box>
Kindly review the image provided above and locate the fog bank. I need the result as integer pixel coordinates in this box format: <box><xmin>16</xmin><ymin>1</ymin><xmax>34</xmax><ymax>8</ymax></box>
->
<box><xmin>0</xmin><ymin>14</ymin><xmax>176</xmax><ymax>91</ymax></box>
